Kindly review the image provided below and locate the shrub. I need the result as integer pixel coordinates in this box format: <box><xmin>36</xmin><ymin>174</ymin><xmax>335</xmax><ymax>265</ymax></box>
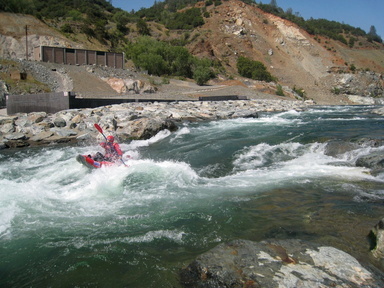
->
<box><xmin>60</xmin><ymin>24</ymin><xmax>73</xmax><ymax>34</ymax></box>
<box><xmin>237</xmin><ymin>56</ymin><xmax>274</xmax><ymax>82</ymax></box>
<box><xmin>276</xmin><ymin>84</ymin><xmax>284</xmax><ymax>96</ymax></box>
<box><xmin>293</xmin><ymin>86</ymin><xmax>306</xmax><ymax>99</ymax></box>
<box><xmin>193</xmin><ymin>66</ymin><xmax>212</xmax><ymax>86</ymax></box>
<box><xmin>137</xmin><ymin>19</ymin><xmax>151</xmax><ymax>35</ymax></box>
<box><xmin>332</xmin><ymin>87</ymin><xmax>341</xmax><ymax>95</ymax></box>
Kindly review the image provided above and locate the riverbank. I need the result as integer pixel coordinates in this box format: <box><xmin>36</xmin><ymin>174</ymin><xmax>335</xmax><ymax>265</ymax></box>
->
<box><xmin>0</xmin><ymin>99</ymin><xmax>314</xmax><ymax>149</ymax></box>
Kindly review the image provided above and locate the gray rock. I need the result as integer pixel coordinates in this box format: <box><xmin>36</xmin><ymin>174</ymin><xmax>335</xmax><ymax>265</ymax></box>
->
<box><xmin>373</xmin><ymin>107</ymin><xmax>384</xmax><ymax>116</ymax></box>
<box><xmin>0</xmin><ymin>122</ymin><xmax>15</xmax><ymax>134</ymax></box>
<box><xmin>324</xmin><ymin>140</ymin><xmax>357</xmax><ymax>157</ymax></box>
<box><xmin>15</xmin><ymin>116</ymin><xmax>32</xmax><ymax>128</ymax></box>
<box><xmin>53</xmin><ymin>117</ymin><xmax>66</xmax><ymax>127</ymax></box>
<box><xmin>180</xmin><ymin>239</ymin><xmax>384</xmax><ymax>288</ymax></box>
<box><xmin>231</xmin><ymin>109</ymin><xmax>259</xmax><ymax>119</ymax></box>
<box><xmin>118</xmin><ymin>117</ymin><xmax>178</xmax><ymax>140</ymax></box>
<box><xmin>356</xmin><ymin>152</ymin><xmax>384</xmax><ymax>171</ymax></box>
<box><xmin>370</xmin><ymin>218</ymin><xmax>384</xmax><ymax>260</ymax></box>
<box><xmin>4</xmin><ymin>132</ymin><xmax>28</xmax><ymax>140</ymax></box>
<box><xmin>29</xmin><ymin>131</ymin><xmax>54</xmax><ymax>142</ymax></box>
<box><xmin>0</xmin><ymin>115</ymin><xmax>17</xmax><ymax>125</ymax></box>
<box><xmin>51</xmin><ymin>128</ymin><xmax>77</xmax><ymax>137</ymax></box>
<box><xmin>0</xmin><ymin>141</ymin><xmax>6</xmax><ymax>149</ymax></box>
<box><xmin>28</xmin><ymin>112</ymin><xmax>46</xmax><ymax>123</ymax></box>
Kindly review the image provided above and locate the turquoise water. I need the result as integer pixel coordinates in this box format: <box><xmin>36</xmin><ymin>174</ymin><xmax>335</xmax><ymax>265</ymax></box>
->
<box><xmin>1</xmin><ymin>105</ymin><xmax>384</xmax><ymax>287</ymax></box>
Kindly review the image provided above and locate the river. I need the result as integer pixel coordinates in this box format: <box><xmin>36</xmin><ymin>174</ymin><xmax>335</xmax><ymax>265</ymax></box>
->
<box><xmin>1</xmin><ymin>105</ymin><xmax>384</xmax><ymax>287</ymax></box>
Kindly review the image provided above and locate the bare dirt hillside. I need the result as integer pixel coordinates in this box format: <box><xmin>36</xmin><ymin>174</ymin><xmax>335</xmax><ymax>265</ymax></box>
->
<box><xmin>1</xmin><ymin>0</ymin><xmax>383</xmax><ymax>105</ymax></box>
<box><xmin>187</xmin><ymin>0</ymin><xmax>384</xmax><ymax>103</ymax></box>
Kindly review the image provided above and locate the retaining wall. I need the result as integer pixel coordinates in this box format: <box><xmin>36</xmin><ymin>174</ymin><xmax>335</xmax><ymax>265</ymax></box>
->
<box><xmin>6</xmin><ymin>92</ymin><xmax>246</xmax><ymax>115</ymax></box>
<box><xmin>6</xmin><ymin>92</ymin><xmax>73</xmax><ymax>114</ymax></box>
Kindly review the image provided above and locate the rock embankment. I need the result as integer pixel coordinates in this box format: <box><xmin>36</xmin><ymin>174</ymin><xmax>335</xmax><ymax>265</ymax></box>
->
<box><xmin>0</xmin><ymin>99</ymin><xmax>313</xmax><ymax>149</ymax></box>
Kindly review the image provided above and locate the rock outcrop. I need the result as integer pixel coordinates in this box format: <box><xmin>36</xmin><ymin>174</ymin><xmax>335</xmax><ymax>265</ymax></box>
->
<box><xmin>180</xmin><ymin>239</ymin><xmax>384</xmax><ymax>288</ymax></box>
<box><xmin>334</xmin><ymin>72</ymin><xmax>384</xmax><ymax>104</ymax></box>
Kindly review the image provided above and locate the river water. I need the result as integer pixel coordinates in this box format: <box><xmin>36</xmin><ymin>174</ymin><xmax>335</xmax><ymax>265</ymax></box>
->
<box><xmin>1</xmin><ymin>105</ymin><xmax>384</xmax><ymax>287</ymax></box>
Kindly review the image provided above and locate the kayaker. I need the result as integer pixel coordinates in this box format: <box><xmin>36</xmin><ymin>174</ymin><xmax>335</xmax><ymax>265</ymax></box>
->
<box><xmin>98</xmin><ymin>135</ymin><xmax>123</xmax><ymax>162</ymax></box>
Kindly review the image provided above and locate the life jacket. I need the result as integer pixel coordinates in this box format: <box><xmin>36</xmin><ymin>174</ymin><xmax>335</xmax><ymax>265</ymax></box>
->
<box><xmin>100</xmin><ymin>142</ymin><xmax>122</xmax><ymax>161</ymax></box>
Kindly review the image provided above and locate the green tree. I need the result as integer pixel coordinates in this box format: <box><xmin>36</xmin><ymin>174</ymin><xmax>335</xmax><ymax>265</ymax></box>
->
<box><xmin>137</xmin><ymin>53</ymin><xmax>169</xmax><ymax>75</ymax></box>
<box><xmin>193</xmin><ymin>66</ymin><xmax>212</xmax><ymax>85</ymax></box>
<box><xmin>270</xmin><ymin>0</ymin><xmax>277</xmax><ymax>7</ymax></box>
<box><xmin>368</xmin><ymin>25</ymin><xmax>382</xmax><ymax>43</ymax></box>
<box><xmin>193</xmin><ymin>58</ymin><xmax>215</xmax><ymax>85</ymax></box>
<box><xmin>113</xmin><ymin>11</ymin><xmax>131</xmax><ymax>34</ymax></box>
<box><xmin>137</xmin><ymin>19</ymin><xmax>151</xmax><ymax>35</ymax></box>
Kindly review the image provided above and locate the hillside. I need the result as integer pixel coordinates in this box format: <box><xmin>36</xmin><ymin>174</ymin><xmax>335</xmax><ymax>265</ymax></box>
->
<box><xmin>0</xmin><ymin>0</ymin><xmax>384</xmax><ymax>105</ymax></box>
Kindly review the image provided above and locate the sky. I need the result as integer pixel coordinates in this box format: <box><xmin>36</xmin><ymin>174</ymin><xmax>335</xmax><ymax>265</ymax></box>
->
<box><xmin>112</xmin><ymin>0</ymin><xmax>383</xmax><ymax>38</ymax></box>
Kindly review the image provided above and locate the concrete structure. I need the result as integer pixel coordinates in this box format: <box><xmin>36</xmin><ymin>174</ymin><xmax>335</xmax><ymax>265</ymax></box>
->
<box><xmin>6</xmin><ymin>92</ymin><xmax>246</xmax><ymax>115</ymax></box>
<box><xmin>34</xmin><ymin>46</ymin><xmax>124</xmax><ymax>69</ymax></box>
<box><xmin>6</xmin><ymin>92</ymin><xmax>74</xmax><ymax>114</ymax></box>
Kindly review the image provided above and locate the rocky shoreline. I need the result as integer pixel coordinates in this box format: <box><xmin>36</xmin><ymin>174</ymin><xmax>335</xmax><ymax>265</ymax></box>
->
<box><xmin>0</xmin><ymin>99</ymin><xmax>313</xmax><ymax>149</ymax></box>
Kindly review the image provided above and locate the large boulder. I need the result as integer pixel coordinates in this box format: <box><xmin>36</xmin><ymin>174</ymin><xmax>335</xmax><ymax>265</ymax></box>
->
<box><xmin>324</xmin><ymin>140</ymin><xmax>357</xmax><ymax>157</ymax></box>
<box><xmin>117</xmin><ymin>117</ymin><xmax>178</xmax><ymax>140</ymax></box>
<box><xmin>356</xmin><ymin>151</ymin><xmax>384</xmax><ymax>174</ymax></box>
<box><xmin>370</xmin><ymin>218</ymin><xmax>384</xmax><ymax>260</ymax></box>
<box><xmin>180</xmin><ymin>239</ymin><xmax>383</xmax><ymax>288</ymax></box>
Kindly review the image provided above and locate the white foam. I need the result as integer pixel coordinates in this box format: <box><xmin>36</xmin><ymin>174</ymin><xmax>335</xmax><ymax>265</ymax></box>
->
<box><xmin>126</xmin><ymin>129</ymin><xmax>171</xmax><ymax>150</ymax></box>
<box><xmin>0</xmin><ymin>202</ymin><xmax>18</xmax><ymax>238</ymax></box>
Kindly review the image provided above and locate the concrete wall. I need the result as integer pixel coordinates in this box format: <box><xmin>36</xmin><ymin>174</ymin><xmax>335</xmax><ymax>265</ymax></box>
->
<box><xmin>6</xmin><ymin>93</ymin><xmax>246</xmax><ymax>115</ymax></box>
<box><xmin>34</xmin><ymin>46</ymin><xmax>124</xmax><ymax>69</ymax></box>
<box><xmin>6</xmin><ymin>92</ymin><xmax>73</xmax><ymax>115</ymax></box>
<box><xmin>198</xmin><ymin>95</ymin><xmax>246</xmax><ymax>101</ymax></box>
<box><xmin>6</xmin><ymin>92</ymin><xmax>176</xmax><ymax>114</ymax></box>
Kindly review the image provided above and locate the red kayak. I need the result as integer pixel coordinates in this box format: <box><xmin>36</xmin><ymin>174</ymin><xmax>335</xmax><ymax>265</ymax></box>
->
<box><xmin>76</xmin><ymin>154</ymin><xmax>116</xmax><ymax>169</ymax></box>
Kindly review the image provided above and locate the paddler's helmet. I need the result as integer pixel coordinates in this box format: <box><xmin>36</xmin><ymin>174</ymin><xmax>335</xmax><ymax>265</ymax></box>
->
<box><xmin>107</xmin><ymin>135</ymin><xmax>114</xmax><ymax>142</ymax></box>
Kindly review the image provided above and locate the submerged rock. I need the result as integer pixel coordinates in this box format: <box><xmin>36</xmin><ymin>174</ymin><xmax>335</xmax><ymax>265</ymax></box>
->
<box><xmin>324</xmin><ymin>140</ymin><xmax>357</xmax><ymax>157</ymax></box>
<box><xmin>180</xmin><ymin>239</ymin><xmax>384</xmax><ymax>288</ymax></box>
<box><xmin>356</xmin><ymin>151</ymin><xmax>384</xmax><ymax>175</ymax></box>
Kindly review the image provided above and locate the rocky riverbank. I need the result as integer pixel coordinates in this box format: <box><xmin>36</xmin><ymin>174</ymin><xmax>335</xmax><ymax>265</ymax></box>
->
<box><xmin>0</xmin><ymin>99</ymin><xmax>313</xmax><ymax>149</ymax></box>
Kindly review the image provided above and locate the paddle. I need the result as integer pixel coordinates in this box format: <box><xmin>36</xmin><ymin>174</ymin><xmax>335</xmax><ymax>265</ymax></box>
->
<box><xmin>94</xmin><ymin>123</ymin><xmax>128</xmax><ymax>167</ymax></box>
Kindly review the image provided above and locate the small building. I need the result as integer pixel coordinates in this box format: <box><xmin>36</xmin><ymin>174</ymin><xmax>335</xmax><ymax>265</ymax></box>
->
<box><xmin>10</xmin><ymin>70</ymin><xmax>27</xmax><ymax>80</ymax></box>
<box><xmin>33</xmin><ymin>46</ymin><xmax>124</xmax><ymax>69</ymax></box>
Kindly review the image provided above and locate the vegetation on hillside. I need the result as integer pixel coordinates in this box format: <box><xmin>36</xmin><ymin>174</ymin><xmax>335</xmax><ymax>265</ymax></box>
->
<box><xmin>125</xmin><ymin>37</ymin><xmax>216</xmax><ymax>85</ymax></box>
<box><xmin>2</xmin><ymin>0</ymin><xmax>381</xmax><ymax>46</ymax></box>
<box><xmin>1</xmin><ymin>0</ymin><xmax>382</xmax><ymax>86</ymax></box>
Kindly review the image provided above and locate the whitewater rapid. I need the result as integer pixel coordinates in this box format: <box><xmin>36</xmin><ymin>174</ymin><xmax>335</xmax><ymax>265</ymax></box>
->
<box><xmin>1</xmin><ymin>105</ymin><xmax>383</xmax><ymax>287</ymax></box>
